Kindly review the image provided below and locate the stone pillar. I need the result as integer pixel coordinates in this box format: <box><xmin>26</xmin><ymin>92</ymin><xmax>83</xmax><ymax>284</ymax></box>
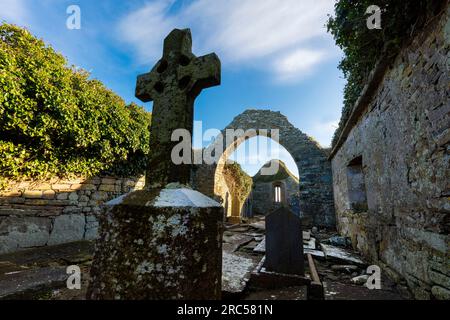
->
<box><xmin>87</xmin><ymin>186</ymin><xmax>223</xmax><ymax>300</ymax></box>
<box><xmin>228</xmin><ymin>194</ymin><xmax>242</xmax><ymax>224</ymax></box>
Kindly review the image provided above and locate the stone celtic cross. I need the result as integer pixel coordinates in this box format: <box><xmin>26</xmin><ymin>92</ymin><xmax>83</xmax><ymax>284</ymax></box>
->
<box><xmin>136</xmin><ymin>28</ymin><xmax>221</xmax><ymax>188</ymax></box>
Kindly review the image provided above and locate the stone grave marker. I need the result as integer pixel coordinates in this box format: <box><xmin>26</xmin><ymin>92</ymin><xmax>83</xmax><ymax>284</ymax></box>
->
<box><xmin>135</xmin><ymin>28</ymin><xmax>221</xmax><ymax>188</ymax></box>
<box><xmin>265</xmin><ymin>206</ymin><xmax>305</xmax><ymax>275</ymax></box>
<box><xmin>87</xmin><ymin>29</ymin><xmax>223</xmax><ymax>300</ymax></box>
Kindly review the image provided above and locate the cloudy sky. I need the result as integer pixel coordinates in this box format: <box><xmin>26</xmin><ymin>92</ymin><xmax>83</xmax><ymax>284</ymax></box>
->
<box><xmin>0</xmin><ymin>0</ymin><xmax>345</xmax><ymax>177</ymax></box>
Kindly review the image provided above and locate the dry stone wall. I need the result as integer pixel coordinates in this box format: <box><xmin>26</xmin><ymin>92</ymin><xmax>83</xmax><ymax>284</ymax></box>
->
<box><xmin>331</xmin><ymin>7</ymin><xmax>449</xmax><ymax>300</ymax></box>
<box><xmin>0</xmin><ymin>162</ymin><xmax>252</xmax><ymax>254</ymax></box>
<box><xmin>0</xmin><ymin>176</ymin><xmax>145</xmax><ymax>254</ymax></box>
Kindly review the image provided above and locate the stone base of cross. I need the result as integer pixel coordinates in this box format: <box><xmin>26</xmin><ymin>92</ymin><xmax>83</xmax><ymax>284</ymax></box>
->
<box><xmin>87</xmin><ymin>186</ymin><xmax>223</xmax><ymax>300</ymax></box>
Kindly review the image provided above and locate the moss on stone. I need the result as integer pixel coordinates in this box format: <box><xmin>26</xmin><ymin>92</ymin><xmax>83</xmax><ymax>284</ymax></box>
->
<box><xmin>222</xmin><ymin>161</ymin><xmax>253</xmax><ymax>203</ymax></box>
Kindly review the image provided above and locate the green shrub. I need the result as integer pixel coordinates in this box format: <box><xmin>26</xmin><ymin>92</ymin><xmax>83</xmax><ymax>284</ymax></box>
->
<box><xmin>223</xmin><ymin>161</ymin><xmax>253</xmax><ymax>203</ymax></box>
<box><xmin>327</xmin><ymin>0</ymin><xmax>444</xmax><ymax>147</ymax></box>
<box><xmin>0</xmin><ymin>24</ymin><xmax>151</xmax><ymax>183</ymax></box>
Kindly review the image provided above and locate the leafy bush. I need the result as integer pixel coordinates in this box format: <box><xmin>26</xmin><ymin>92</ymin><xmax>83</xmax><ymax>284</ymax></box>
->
<box><xmin>327</xmin><ymin>0</ymin><xmax>444</xmax><ymax>147</ymax></box>
<box><xmin>0</xmin><ymin>24</ymin><xmax>151</xmax><ymax>182</ymax></box>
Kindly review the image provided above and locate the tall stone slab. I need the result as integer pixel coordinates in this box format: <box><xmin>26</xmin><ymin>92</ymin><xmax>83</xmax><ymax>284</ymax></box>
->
<box><xmin>265</xmin><ymin>206</ymin><xmax>305</xmax><ymax>275</ymax></box>
<box><xmin>87</xmin><ymin>29</ymin><xmax>223</xmax><ymax>300</ymax></box>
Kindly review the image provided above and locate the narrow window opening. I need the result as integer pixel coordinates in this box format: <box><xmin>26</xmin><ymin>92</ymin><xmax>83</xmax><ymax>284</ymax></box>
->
<box><xmin>274</xmin><ymin>186</ymin><xmax>282</xmax><ymax>203</ymax></box>
<box><xmin>347</xmin><ymin>156</ymin><xmax>368</xmax><ymax>212</ymax></box>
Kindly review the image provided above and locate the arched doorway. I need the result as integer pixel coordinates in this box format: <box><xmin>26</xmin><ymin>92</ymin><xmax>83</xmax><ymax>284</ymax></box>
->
<box><xmin>195</xmin><ymin>109</ymin><xmax>335</xmax><ymax>227</ymax></box>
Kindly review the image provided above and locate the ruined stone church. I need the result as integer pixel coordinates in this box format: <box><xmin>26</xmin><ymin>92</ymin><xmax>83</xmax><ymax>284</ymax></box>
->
<box><xmin>0</xmin><ymin>2</ymin><xmax>448</xmax><ymax>301</ymax></box>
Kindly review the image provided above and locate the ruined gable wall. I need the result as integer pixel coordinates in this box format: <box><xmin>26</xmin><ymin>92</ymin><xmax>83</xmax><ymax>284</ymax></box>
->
<box><xmin>331</xmin><ymin>7</ymin><xmax>449</xmax><ymax>299</ymax></box>
<box><xmin>252</xmin><ymin>176</ymin><xmax>299</xmax><ymax>216</ymax></box>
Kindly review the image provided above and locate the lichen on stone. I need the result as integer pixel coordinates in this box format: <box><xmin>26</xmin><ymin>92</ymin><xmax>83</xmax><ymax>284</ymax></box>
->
<box><xmin>135</xmin><ymin>261</ymin><xmax>154</xmax><ymax>275</ymax></box>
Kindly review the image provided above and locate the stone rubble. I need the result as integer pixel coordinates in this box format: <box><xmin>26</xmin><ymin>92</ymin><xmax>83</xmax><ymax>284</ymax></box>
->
<box><xmin>320</xmin><ymin>244</ymin><xmax>365</xmax><ymax>265</ymax></box>
<box><xmin>0</xmin><ymin>225</ymin><xmax>407</xmax><ymax>300</ymax></box>
<box><xmin>351</xmin><ymin>275</ymin><xmax>370</xmax><ymax>285</ymax></box>
<box><xmin>222</xmin><ymin>252</ymin><xmax>254</xmax><ymax>294</ymax></box>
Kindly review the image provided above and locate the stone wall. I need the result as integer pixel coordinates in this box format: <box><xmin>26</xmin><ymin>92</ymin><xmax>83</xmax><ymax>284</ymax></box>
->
<box><xmin>252</xmin><ymin>177</ymin><xmax>299</xmax><ymax>216</ymax></box>
<box><xmin>212</xmin><ymin>167</ymin><xmax>233</xmax><ymax>218</ymax></box>
<box><xmin>0</xmin><ymin>158</ymin><xmax>253</xmax><ymax>254</ymax></box>
<box><xmin>192</xmin><ymin>162</ymin><xmax>250</xmax><ymax>221</ymax></box>
<box><xmin>330</xmin><ymin>7</ymin><xmax>449</xmax><ymax>300</ymax></box>
<box><xmin>0</xmin><ymin>176</ymin><xmax>145</xmax><ymax>254</ymax></box>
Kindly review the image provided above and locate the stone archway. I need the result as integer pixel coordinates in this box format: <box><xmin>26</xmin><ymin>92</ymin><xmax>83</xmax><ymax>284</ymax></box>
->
<box><xmin>192</xmin><ymin>109</ymin><xmax>335</xmax><ymax>227</ymax></box>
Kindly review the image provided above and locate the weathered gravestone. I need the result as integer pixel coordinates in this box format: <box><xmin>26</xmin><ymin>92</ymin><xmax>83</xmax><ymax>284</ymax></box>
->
<box><xmin>87</xmin><ymin>29</ymin><xmax>223</xmax><ymax>300</ymax></box>
<box><xmin>136</xmin><ymin>29</ymin><xmax>221</xmax><ymax>188</ymax></box>
<box><xmin>265</xmin><ymin>206</ymin><xmax>305</xmax><ymax>275</ymax></box>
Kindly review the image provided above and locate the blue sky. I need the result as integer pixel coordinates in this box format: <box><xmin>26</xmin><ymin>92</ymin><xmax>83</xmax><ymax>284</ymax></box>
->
<box><xmin>1</xmin><ymin>0</ymin><xmax>345</xmax><ymax>178</ymax></box>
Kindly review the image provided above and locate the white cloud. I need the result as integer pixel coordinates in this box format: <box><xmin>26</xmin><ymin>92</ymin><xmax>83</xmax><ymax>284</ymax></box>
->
<box><xmin>118</xmin><ymin>0</ymin><xmax>335</xmax><ymax>82</ymax></box>
<box><xmin>306</xmin><ymin>119</ymin><xmax>339</xmax><ymax>148</ymax></box>
<box><xmin>274</xmin><ymin>49</ymin><xmax>328</xmax><ymax>82</ymax></box>
<box><xmin>119</xmin><ymin>0</ymin><xmax>177</xmax><ymax>63</ymax></box>
<box><xmin>0</xmin><ymin>0</ymin><xmax>28</xmax><ymax>25</ymax></box>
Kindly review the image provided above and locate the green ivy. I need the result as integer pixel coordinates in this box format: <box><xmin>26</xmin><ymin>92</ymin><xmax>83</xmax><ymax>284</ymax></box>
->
<box><xmin>0</xmin><ymin>24</ymin><xmax>151</xmax><ymax>184</ymax></box>
<box><xmin>327</xmin><ymin>0</ymin><xmax>444</xmax><ymax>147</ymax></box>
<box><xmin>223</xmin><ymin>161</ymin><xmax>253</xmax><ymax>203</ymax></box>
